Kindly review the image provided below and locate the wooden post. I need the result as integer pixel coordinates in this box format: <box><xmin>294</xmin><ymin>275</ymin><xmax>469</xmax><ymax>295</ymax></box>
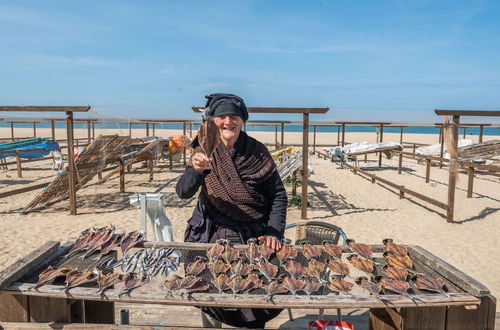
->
<box><xmin>146</xmin><ymin>122</ymin><xmax>149</xmax><ymax>136</ymax></box>
<box><xmin>189</xmin><ymin>122</ymin><xmax>193</xmax><ymax>137</ymax></box>
<box><xmin>50</xmin><ymin>120</ymin><xmax>55</xmax><ymax>141</ymax></box>
<box><xmin>152</xmin><ymin>123</ymin><xmax>156</xmax><ymax>136</ymax></box>
<box><xmin>463</xmin><ymin>127</ymin><xmax>467</xmax><ymax>139</ymax></box>
<box><xmin>15</xmin><ymin>151</ymin><xmax>22</xmax><ymax>178</ymax></box>
<box><xmin>301</xmin><ymin>113</ymin><xmax>309</xmax><ymax>219</ymax></box>
<box><xmin>128</xmin><ymin>122</ymin><xmax>132</xmax><ymax>137</ymax></box>
<box><xmin>87</xmin><ymin>120</ymin><xmax>91</xmax><ymax>144</ymax></box>
<box><xmin>399</xmin><ymin>127</ymin><xmax>403</xmax><ymax>144</ymax></box>
<box><xmin>66</xmin><ymin>111</ymin><xmax>77</xmax><ymax>215</ymax></box>
<box><xmin>291</xmin><ymin>170</ymin><xmax>297</xmax><ymax>196</ymax></box>
<box><xmin>148</xmin><ymin>159</ymin><xmax>154</xmax><ymax>182</ymax></box>
<box><xmin>438</xmin><ymin>126</ymin><xmax>443</xmax><ymax>143</ymax></box>
<box><xmin>33</xmin><ymin>122</ymin><xmax>36</xmax><ymax>137</ymax></box>
<box><xmin>378</xmin><ymin>124</ymin><xmax>384</xmax><ymax>167</ymax></box>
<box><xmin>479</xmin><ymin>125</ymin><xmax>484</xmax><ymax>143</ymax></box>
<box><xmin>341</xmin><ymin>123</ymin><xmax>345</xmax><ymax>147</ymax></box>
<box><xmin>92</xmin><ymin>122</ymin><xmax>95</xmax><ymax>140</ymax></box>
<box><xmin>399</xmin><ymin>188</ymin><xmax>405</xmax><ymax>199</ymax></box>
<box><xmin>467</xmin><ymin>166</ymin><xmax>474</xmax><ymax>198</ymax></box>
<box><xmin>337</xmin><ymin>125</ymin><xmax>340</xmax><ymax>146</ymax></box>
<box><xmin>275</xmin><ymin>126</ymin><xmax>278</xmax><ymax>149</ymax></box>
<box><xmin>446</xmin><ymin>115</ymin><xmax>460</xmax><ymax>222</ymax></box>
<box><xmin>439</xmin><ymin>127</ymin><xmax>444</xmax><ymax>169</ymax></box>
<box><xmin>183</xmin><ymin>121</ymin><xmax>187</xmax><ymax>165</ymax></box>
<box><xmin>169</xmin><ymin>154</ymin><xmax>173</xmax><ymax>170</ymax></box>
<box><xmin>11</xmin><ymin>123</ymin><xmax>14</xmax><ymax>141</ymax></box>
<box><xmin>398</xmin><ymin>153</ymin><xmax>403</xmax><ymax>174</ymax></box>
<box><xmin>425</xmin><ymin>159</ymin><xmax>431</xmax><ymax>183</ymax></box>
<box><xmin>119</xmin><ymin>160</ymin><xmax>125</xmax><ymax>193</ymax></box>
<box><xmin>313</xmin><ymin>126</ymin><xmax>317</xmax><ymax>153</ymax></box>
<box><xmin>281</xmin><ymin>122</ymin><xmax>285</xmax><ymax>147</ymax></box>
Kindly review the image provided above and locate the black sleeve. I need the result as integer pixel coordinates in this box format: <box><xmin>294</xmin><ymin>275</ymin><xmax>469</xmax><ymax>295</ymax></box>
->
<box><xmin>262</xmin><ymin>171</ymin><xmax>288</xmax><ymax>239</ymax></box>
<box><xmin>175</xmin><ymin>166</ymin><xmax>208</xmax><ymax>199</ymax></box>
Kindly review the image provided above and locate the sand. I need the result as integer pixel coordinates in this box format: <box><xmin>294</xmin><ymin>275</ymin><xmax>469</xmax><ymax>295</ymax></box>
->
<box><xmin>1</xmin><ymin>127</ymin><xmax>499</xmax><ymax>320</ymax></box>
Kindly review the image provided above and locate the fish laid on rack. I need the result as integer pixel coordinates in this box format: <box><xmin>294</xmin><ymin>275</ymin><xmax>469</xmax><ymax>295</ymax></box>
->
<box><xmin>116</xmin><ymin>248</ymin><xmax>179</xmax><ymax>278</ymax></box>
<box><xmin>228</xmin><ymin>275</ymin><xmax>251</xmax><ymax>298</ymax></box>
<box><xmin>346</xmin><ymin>239</ymin><xmax>373</xmax><ymax>260</ymax></box>
<box><xmin>164</xmin><ymin>275</ymin><xmax>182</xmax><ymax>297</ymax></box>
<box><xmin>207</xmin><ymin>256</ymin><xmax>230</xmax><ymax>277</ymax></box>
<box><xmin>64</xmin><ymin>270</ymin><xmax>99</xmax><ymax>292</ymax></box>
<box><xmin>97</xmin><ymin>273</ymin><xmax>124</xmax><ymax>295</ymax></box>
<box><xmin>98</xmin><ymin>233</ymin><xmax>124</xmax><ymax>258</ymax></box>
<box><xmin>206</xmin><ymin>240</ymin><xmax>225</xmax><ymax>260</ymax></box>
<box><xmin>282</xmin><ymin>275</ymin><xmax>305</xmax><ymax>298</ymax></box>
<box><xmin>185</xmin><ymin>256</ymin><xmax>207</xmax><ymax>276</ymax></box>
<box><xmin>120</xmin><ymin>231</ymin><xmax>145</xmax><ymax>255</ymax></box>
<box><xmin>379</xmin><ymin>277</ymin><xmax>423</xmax><ymax>303</ymax></box>
<box><xmin>384</xmin><ymin>266</ymin><xmax>409</xmax><ymax>281</ymax></box>
<box><xmin>263</xmin><ymin>279</ymin><xmax>288</xmax><ymax>302</ymax></box>
<box><xmin>305</xmin><ymin>258</ymin><xmax>326</xmax><ymax>282</ymax></box>
<box><xmin>347</xmin><ymin>254</ymin><xmax>375</xmax><ymax>275</ymax></box>
<box><xmin>222</xmin><ymin>241</ymin><xmax>240</xmax><ymax>264</ymax></box>
<box><xmin>301</xmin><ymin>275</ymin><xmax>323</xmax><ymax>299</ymax></box>
<box><xmin>383</xmin><ymin>239</ymin><xmax>408</xmax><ymax>257</ymax></box>
<box><xmin>211</xmin><ymin>273</ymin><xmax>231</xmax><ymax>294</ymax></box>
<box><xmin>276</xmin><ymin>238</ymin><xmax>297</xmax><ymax>264</ymax></box>
<box><xmin>178</xmin><ymin>275</ymin><xmax>210</xmax><ymax>298</ymax></box>
<box><xmin>81</xmin><ymin>226</ymin><xmax>115</xmax><ymax>259</ymax></box>
<box><xmin>328</xmin><ymin>277</ymin><xmax>354</xmax><ymax>295</ymax></box>
<box><xmin>230</xmin><ymin>258</ymin><xmax>253</xmax><ymax>278</ymax></box>
<box><xmin>244</xmin><ymin>272</ymin><xmax>264</xmax><ymax>293</ymax></box>
<box><xmin>284</xmin><ymin>257</ymin><xmax>306</xmax><ymax>279</ymax></box>
<box><xmin>63</xmin><ymin>228</ymin><xmax>92</xmax><ymax>258</ymax></box>
<box><xmin>255</xmin><ymin>259</ymin><xmax>279</xmax><ymax>281</ymax></box>
<box><xmin>300</xmin><ymin>241</ymin><xmax>322</xmax><ymax>259</ymax></box>
<box><xmin>412</xmin><ymin>276</ymin><xmax>454</xmax><ymax>299</ymax></box>
<box><xmin>326</xmin><ymin>259</ymin><xmax>350</xmax><ymax>277</ymax></box>
<box><xmin>245</xmin><ymin>238</ymin><xmax>260</xmax><ymax>264</ymax></box>
<box><xmin>119</xmin><ymin>273</ymin><xmax>151</xmax><ymax>297</ymax></box>
<box><xmin>322</xmin><ymin>240</ymin><xmax>343</xmax><ymax>260</ymax></box>
<box><xmin>33</xmin><ymin>266</ymin><xmax>72</xmax><ymax>290</ymax></box>
<box><xmin>383</xmin><ymin>252</ymin><xmax>419</xmax><ymax>275</ymax></box>
<box><xmin>258</xmin><ymin>240</ymin><xmax>275</xmax><ymax>262</ymax></box>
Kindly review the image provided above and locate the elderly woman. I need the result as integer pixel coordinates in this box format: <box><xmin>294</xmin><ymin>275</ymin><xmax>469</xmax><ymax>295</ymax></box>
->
<box><xmin>176</xmin><ymin>93</ymin><xmax>287</xmax><ymax>328</ymax></box>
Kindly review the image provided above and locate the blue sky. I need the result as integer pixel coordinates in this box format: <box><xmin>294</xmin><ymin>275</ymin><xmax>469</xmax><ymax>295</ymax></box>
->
<box><xmin>1</xmin><ymin>0</ymin><xmax>499</xmax><ymax>122</ymax></box>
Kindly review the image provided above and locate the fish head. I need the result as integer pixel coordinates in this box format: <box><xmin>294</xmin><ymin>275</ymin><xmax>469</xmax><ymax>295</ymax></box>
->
<box><xmin>345</xmin><ymin>239</ymin><xmax>355</xmax><ymax>246</ymax></box>
<box><xmin>246</xmin><ymin>238</ymin><xmax>258</xmax><ymax>245</ymax></box>
<box><xmin>215</xmin><ymin>238</ymin><xmax>230</xmax><ymax>246</ymax></box>
<box><xmin>299</xmin><ymin>240</ymin><xmax>312</xmax><ymax>246</ymax></box>
<box><xmin>281</xmin><ymin>238</ymin><xmax>292</xmax><ymax>245</ymax></box>
<box><xmin>322</xmin><ymin>239</ymin><xmax>334</xmax><ymax>246</ymax></box>
<box><xmin>195</xmin><ymin>255</ymin><xmax>208</xmax><ymax>262</ymax></box>
<box><xmin>382</xmin><ymin>238</ymin><xmax>394</xmax><ymax>245</ymax></box>
<box><xmin>346</xmin><ymin>254</ymin><xmax>357</xmax><ymax>262</ymax></box>
<box><xmin>355</xmin><ymin>276</ymin><xmax>369</xmax><ymax>285</ymax></box>
<box><xmin>383</xmin><ymin>251</ymin><xmax>393</xmax><ymax>258</ymax></box>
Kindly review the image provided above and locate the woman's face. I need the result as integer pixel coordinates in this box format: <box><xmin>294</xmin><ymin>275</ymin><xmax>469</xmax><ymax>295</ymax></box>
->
<box><xmin>213</xmin><ymin>115</ymin><xmax>243</xmax><ymax>148</ymax></box>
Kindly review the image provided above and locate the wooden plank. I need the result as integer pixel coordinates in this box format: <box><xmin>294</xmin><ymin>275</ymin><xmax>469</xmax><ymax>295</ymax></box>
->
<box><xmin>0</xmin><ymin>182</ymin><xmax>50</xmax><ymax>198</ymax></box>
<box><xmin>435</xmin><ymin>109</ymin><xmax>500</xmax><ymax>116</ymax></box>
<box><xmin>0</xmin><ymin>293</ymin><xmax>29</xmax><ymax>322</ymax></box>
<box><xmin>0</xmin><ymin>241</ymin><xmax>60</xmax><ymax>291</ymax></box>
<box><xmin>0</xmin><ymin>323</ymin><xmax>226</xmax><ymax>329</ymax></box>
<box><xmin>467</xmin><ymin>167</ymin><xmax>474</xmax><ymax>198</ymax></box>
<box><xmin>0</xmin><ymin>106</ymin><xmax>90</xmax><ymax>112</ymax></box>
<box><xmin>445</xmin><ymin>295</ymin><xmax>496</xmax><ymax>330</ymax></box>
<box><xmin>84</xmin><ymin>300</ymin><xmax>115</xmax><ymax>324</ymax></box>
<box><xmin>407</xmin><ymin>246</ymin><xmax>490</xmax><ymax>296</ymax></box>
<box><xmin>369</xmin><ymin>308</ymin><xmax>401</xmax><ymax>330</ymax></box>
<box><xmin>29</xmin><ymin>296</ymin><xmax>71</xmax><ymax>322</ymax></box>
<box><xmin>66</xmin><ymin>111</ymin><xmax>77</xmax><ymax>215</ymax></box>
<box><xmin>400</xmin><ymin>306</ymin><xmax>446</xmax><ymax>329</ymax></box>
<box><xmin>5</xmin><ymin>283</ymin><xmax>479</xmax><ymax>309</ymax></box>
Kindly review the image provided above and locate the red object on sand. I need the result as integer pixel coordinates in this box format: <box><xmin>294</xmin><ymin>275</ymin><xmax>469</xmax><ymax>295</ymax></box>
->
<box><xmin>308</xmin><ymin>320</ymin><xmax>354</xmax><ymax>330</ymax></box>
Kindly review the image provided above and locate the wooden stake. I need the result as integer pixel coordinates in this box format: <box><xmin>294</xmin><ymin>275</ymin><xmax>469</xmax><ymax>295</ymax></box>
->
<box><xmin>87</xmin><ymin>120</ymin><xmax>91</xmax><ymax>145</ymax></box>
<box><xmin>399</xmin><ymin>127</ymin><xmax>404</xmax><ymax>144</ymax></box>
<box><xmin>92</xmin><ymin>122</ymin><xmax>95</xmax><ymax>140</ymax></box>
<box><xmin>146</xmin><ymin>122</ymin><xmax>149</xmax><ymax>137</ymax></box>
<box><xmin>378</xmin><ymin>124</ymin><xmax>384</xmax><ymax>167</ymax></box>
<box><xmin>33</xmin><ymin>122</ymin><xmax>36</xmax><ymax>137</ymax></box>
<box><xmin>398</xmin><ymin>153</ymin><xmax>403</xmax><ymax>174</ymax></box>
<box><xmin>66</xmin><ymin>111</ymin><xmax>77</xmax><ymax>215</ymax></box>
<box><xmin>50</xmin><ymin>120</ymin><xmax>55</xmax><ymax>141</ymax></box>
<box><xmin>291</xmin><ymin>170</ymin><xmax>297</xmax><ymax>197</ymax></box>
<box><xmin>183</xmin><ymin>121</ymin><xmax>187</xmax><ymax>165</ymax></box>
<box><xmin>479</xmin><ymin>125</ymin><xmax>484</xmax><ymax>143</ymax></box>
<box><xmin>275</xmin><ymin>126</ymin><xmax>278</xmax><ymax>149</ymax></box>
<box><xmin>11</xmin><ymin>123</ymin><xmax>14</xmax><ymax>141</ymax></box>
<box><xmin>425</xmin><ymin>160</ymin><xmax>431</xmax><ymax>183</ymax></box>
<box><xmin>301</xmin><ymin>113</ymin><xmax>309</xmax><ymax>219</ymax></box>
<box><xmin>128</xmin><ymin>122</ymin><xmax>132</xmax><ymax>137</ymax></box>
<box><xmin>313</xmin><ymin>126</ymin><xmax>317</xmax><ymax>153</ymax></box>
<box><xmin>119</xmin><ymin>160</ymin><xmax>125</xmax><ymax>193</ymax></box>
<box><xmin>439</xmin><ymin>127</ymin><xmax>444</xmax><ymax>169</ymax></box>
<box><xmin>337</xmin><ymin>126</ymin><xmax>340</xmax><ymax>146</ymax></box>
<box><xmin>446</xmin><ymin>115</ymin><xmax>460</xmax><ymax>223</ymax></box>
<box><xmin>341</xmin><ymin>123</ymin><xmax>346</xmax><ymax>147</ymax></box>
<box><xmin>15</xmin><ymin>151</ymin><xmax>22</xmax><ymax>178</ymax></box>
<box><xmin>281</xmin><ymin>122</ymin><xmax>285</xmax><ymax>147</ymax></box>
<box><xmin>467</xmin><ymin>167</ymin><xmax>474</xmax><ymax>198</ymax></box>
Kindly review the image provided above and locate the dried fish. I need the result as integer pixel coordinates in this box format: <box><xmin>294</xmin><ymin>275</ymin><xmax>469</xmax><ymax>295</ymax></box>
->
<box><xmin>206</xmin><ymin>241</ymin><xmax>225</xmax><ymax>260</ymax></box>
<box><xmin>228</xmin><ymin>275</ymin><xmax>250</xmax><ymax>298</ymax></box>
<box><xmin>322</xmin><ymin>240</ymin><xmax>343</xmax><ymax>260</ymax></box>
<box><xmin>185</xmin><ymin>256</ymin><xmax>207</xmax><ymax>276</ymax></box>
<box><xmin>383</xmin><ymin>239</ymin><xmax>408</xmax><ymax>257</ymax></box>
<box><xmin>211</xmin><ymin>273</ymin><xmax>231</xmax><ymax>294</ymax></box>
<box><xmin>412</xmin><ymin>276</ymin><xmax>453</xmax><ymax>299</ymax></box>
<box><xmin>305</xmin><ymin>258</ymin><xmax>326</xmax><ymax>282</ymax></box>
<box><xmin>326</xmin><ymin>259</ymin><xmax>350</xmax><ymax>277</ymax></box>
<box><xmin>207</xmin><ymin>256</ymin><xmax>230</xmax><ymax>277</ymax></box>
<box><xmin>258</xmin><ymin>239</ymin><xmax>274</xmax><ymax>262</ymax></box>
<box><xmin>245</xmin><ymin>238</ymin><xmax>260</xmax><ymax>264</ymax></box>
<box><xmin>347</xmin><ymin>254</ymin><xmax>374</xmax><ymax>274</ymax></box>
<box><xmin>328</xmin><ymin>277</ymin><xmax>354</xmax><ymax>295</ymax></box>
<box><xmin>263</xmin><ymin>279</ymin><xmax>288</xmax><ymax>302</ymax></box>
<box><xmin>222</xmin><ymin>242</ymin><xmax>240</xmax><ymax>264</ymax></box>
<box><xmin>301</xmin><ymin>275</ymin><xmax>323</xmax><ymax>299</ymax></box>
<box><xmin>255</xmin><ymin>259</ymin><xmax>279</xmax><ymax>281</ymax></box>
<box><xmin>120</xmin><ymin>231</ymin><xmax>145</xmax><ymax>255</ymax></box>
<box><xmin>33</xmin><ymin>266</ymin><xmax>72</xmax><ymax>289</ymax></box>
<box><xmin>97</xmin><ymin>273</ymin><xmax>123</xmax><ymax>295</ymax></box>
<box><xmin>81</xmin><ymin>226</ymin><xmax>115</xmax><ymax>259</ymax></box>
<box><xmin>355</xmin><ymin>276</ymin><xmax>392</xmax><ymax>303</ymax></box>
<box><xmin>384</xmin><ymin>266</ymin><xmax>408</xmax><ymax>281</ymax></box>
<box><xmin>282</xmin><ymin>275</ymin><xmax>305</xmax><ymax>297</ymax></box>
<box><xmin>346</xmin><ymin>239</ymin><xmax>373</xmax><ymax>260</ymax></box>
<box><xmin>284</xmin><ymin>257</ymin><xmax>306</xmax><ymax>279</ymax></box>
<box><xmin>300</xmin><ymin>241</ymin><xmax>322</xmax><ymax>259</ymax></box>
<box><xmin>276</xmin><ymin>239</ymin><xmax>298</xmax><ymax>264</ymax></box>
<box><xmin>199</xmin><ymin>118</ymin><xmax>221</xmax><ymax>159</ymax></box>
<box><xmin>178</xmin><ymin>275</ymin><xmax>209</xmax><ymax>297</ymax></box>
<box><xmin>119</xmin><ymin>273</ymin><xmax>151</xmax><ymax>297</ymax></box>
<box><xmin>245</xmin><ymin>272</ymin><xmax>264</xmax><ymax>293</ymax></box>
<box><xmin>65</xmin><ymin>270</ymin><xmax>99</xmax><ymax>291</ymax></box>
<box><xmin>379</xmin><ymin>277</ymin><xmax>411</xmax><ymax>296</ymax></box>
<box><xmin>230</xmin><ymin>258</ymin><xmax>253</xmax><ymax>278</ymax></box>
<box><xmin>384</xmin><ymin>252</ymin><xmax>413</xmax><ymax>270</ymax></box>
<box><xmin>164</xmin><ymin>275</ymin><xmax>182</xmax><ymax>296</ymax></box>
<box><xmin>99</xmin><ymin>233</ymin><xmax>124</xmax><ymax>257</ymax></box>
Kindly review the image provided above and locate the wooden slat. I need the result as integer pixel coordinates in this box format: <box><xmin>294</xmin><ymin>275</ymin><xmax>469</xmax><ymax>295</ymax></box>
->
<box><xmin>445</xmin><ymin>295</ymin><xmax>496</xmax><ymax>330</ymax></box>
<box><xmin>0</xmin><ymin>241</ymin><xmax>60</xmax><ymax>291</ymax></box>
<box><xmin>0</xmin><ymin>182</ymin><xmax>50</xmax><ymax>199</ymax></box>
<box><xmin>407</xmin><ymin>246</ymin><xmax>490</xmax><ymax>296</ymax></box>
<box><xmin>369</xmin><ymin>308</ymin><xmax>401</xmax><ymax>330</ymax></box>
<box><xmin>435</xmin><ymin>110</ymin><xmax>500</xmax><ymax>116</ymax></box>
<box><xmin>192</xmin><ymin>107</ymin><xmax>329</xmax><ymax>114</ymax></box>
<box><xmin>5</xmin><ymin>283</ymin><xmax>480</xmax><ymax>309</ymax></box>
<box><xmin>0</xmin><ymin>106</ymin><xmax>90</xmax><ymax>112</ymax></box>
<box><xmin>29</xmin><ymin>296</ymin><xmax>71</xmax><ymax>323</ymax></box>
<box><xmin>0</xmin><ymin>294</ymin><xmax>29</xmax><ymax>322</ymax></box>
<box><xmin>401</xmin><ymin>306</ymin><xmax>446</xmax><ymax>329</ymax></box>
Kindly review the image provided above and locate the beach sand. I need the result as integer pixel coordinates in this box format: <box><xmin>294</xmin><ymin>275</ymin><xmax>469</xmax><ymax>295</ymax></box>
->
<box><xmin>1</xmin><ymin>127</ymin><xmax>499</xmax><ymax>325</ymax></box>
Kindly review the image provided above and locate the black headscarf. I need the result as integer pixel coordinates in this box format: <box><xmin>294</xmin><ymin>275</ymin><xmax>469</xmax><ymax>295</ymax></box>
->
<box><xmin>202</xmin><ymin>93</ymin><xmax>248</xmax><ymax>122</ymax></box>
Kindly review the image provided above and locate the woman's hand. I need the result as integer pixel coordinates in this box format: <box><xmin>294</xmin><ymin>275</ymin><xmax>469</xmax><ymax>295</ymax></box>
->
<box><xmin>257</xmin><ymin>235</ymin><xmax>282</xmax><ymax>251</ymax></box>
<box><xmin>191</xmin><ymin>152</ymin><xmax>211</xmax><ymax>172</ymax></box>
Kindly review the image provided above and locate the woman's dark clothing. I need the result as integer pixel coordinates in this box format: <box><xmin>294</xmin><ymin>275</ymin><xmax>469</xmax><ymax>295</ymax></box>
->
<box><xmin>176</xmin><ymin>132</ymin><xmax>287</xmax><ymax>328</ymax></box>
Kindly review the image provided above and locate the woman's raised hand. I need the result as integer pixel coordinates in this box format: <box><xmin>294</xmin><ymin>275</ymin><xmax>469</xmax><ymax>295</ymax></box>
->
<box><xmin>257</xmin><ymin>235</ymin><xmax>282</xmax><ymax>251</ymax></box>
<box><xmin>192</xmin><ymin>152</ymin><xmax>211</xmax><ymax>172</ymax></box>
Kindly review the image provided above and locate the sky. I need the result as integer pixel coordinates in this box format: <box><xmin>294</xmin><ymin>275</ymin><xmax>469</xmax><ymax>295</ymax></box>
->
<box><xmin>1</xmin><ymin>0</ymin><xmax>499</xmax><ymax>123</ymax></box>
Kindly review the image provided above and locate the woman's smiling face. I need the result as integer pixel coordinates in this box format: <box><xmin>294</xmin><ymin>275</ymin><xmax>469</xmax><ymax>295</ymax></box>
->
<box><xmin>213</xmin><ymin>115</ymin><xmax>243</xmax><ymax>148</ymax></box>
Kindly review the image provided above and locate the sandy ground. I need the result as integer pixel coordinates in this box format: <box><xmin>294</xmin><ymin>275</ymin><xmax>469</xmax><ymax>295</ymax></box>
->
<box><xmin>0</xmin><ymin>127</ymin><xmax>499</xmax><ymax>326</ymax></box>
